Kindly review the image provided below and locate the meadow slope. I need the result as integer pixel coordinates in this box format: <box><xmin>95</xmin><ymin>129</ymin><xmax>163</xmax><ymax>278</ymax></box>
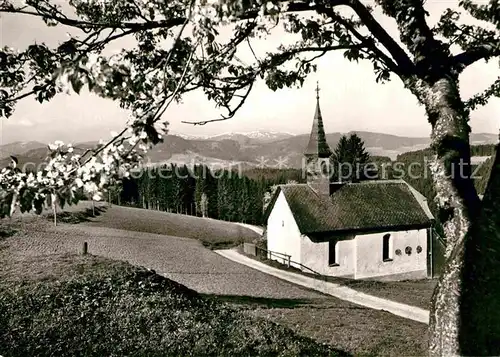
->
<box><xmin>1</xmin><ymin>203</ymin><xmax>429</xmax><ymax>355</ymax></box>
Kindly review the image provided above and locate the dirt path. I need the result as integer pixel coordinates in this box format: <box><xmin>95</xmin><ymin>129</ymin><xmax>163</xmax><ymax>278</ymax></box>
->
<box><xmin>234</xmin><ymin>222</ymin><xmax>264</xmax><ymax>235</ymax></box>
<box><xmin>216</xmin><ymin>249</ymin><xmax>430</xmax><ymax>324</ymax></box>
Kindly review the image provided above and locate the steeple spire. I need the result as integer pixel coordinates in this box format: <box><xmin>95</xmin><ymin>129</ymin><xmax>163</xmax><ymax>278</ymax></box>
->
<box><xmin>304</xmin><ymin>81</ymin><xmax>332</xmax><ymax>158</ymax></box>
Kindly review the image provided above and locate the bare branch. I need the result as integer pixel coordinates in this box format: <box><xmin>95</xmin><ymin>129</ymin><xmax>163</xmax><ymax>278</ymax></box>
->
<box><xmin>314</xmin><ymin>5</ymin><xmax>401</xmax><ymax>74</ymax></box>
<box><xmin>154</xmin><ymin>44</ymin><xmax>198</xmax><ymax>121</ymax></box>
<box><xmin>181</xmin><ymin>79</ymin><xmax>254</xmax><ymax>125</ymax></box>
<box><xmin>247</xmin><ymin>38</ymin><xmax>261</xmax><ymax>65</ymax></box>
<box><xmin>182</xmin><ymin>43</ymin><xmax>362</xmax><ymax>126</ymax></box>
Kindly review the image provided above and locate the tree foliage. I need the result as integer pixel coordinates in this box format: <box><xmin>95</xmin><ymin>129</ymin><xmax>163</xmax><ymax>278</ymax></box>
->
<box><xmin>331</xmin><ymin>133</ymin><xmax>370</xmax><ymax>182</ymax></box>
<box><xmin>1</xmin><ymin>0</ymin><xmax>498</xmax><ymax>214</ymax></box>
<box><xmin>120</xmin><ymin>164</ymin><xmax>299</xmax><ymax>224</ymax></box>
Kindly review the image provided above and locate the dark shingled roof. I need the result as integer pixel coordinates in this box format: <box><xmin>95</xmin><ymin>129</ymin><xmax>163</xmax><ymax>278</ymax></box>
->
<box><xmin>304</xmin><ymin>98</ymin><xmax>332</xmax><ymax>158</ymax></box>
<box><xmin>272</xmin><ymin>180</ymin><xmax>433</xmax><ymax>234</ymax></box>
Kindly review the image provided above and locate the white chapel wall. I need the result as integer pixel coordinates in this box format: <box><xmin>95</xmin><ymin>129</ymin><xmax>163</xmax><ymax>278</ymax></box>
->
<box><xmin>266</xmin><ymin>191</ymin><xmax>302</xmax><ymax>265</ymax></box>
<box><xmin>354</xmin><ymin>228</ymin><xmax>428</xmax><ymax>279</ymax></box>
<box><xmin>300</xmin><ymin>235</ymin><xmax>355</xmax><ymax>277</ymax></box>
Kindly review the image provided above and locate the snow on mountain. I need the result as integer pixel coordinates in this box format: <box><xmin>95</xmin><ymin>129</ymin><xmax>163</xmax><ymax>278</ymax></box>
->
<box><xmin>171</xmin><ymin>131</ymin><xmax>296</xmax><ymax>143</ymax></box>
<box><xmin>237</xmin><ymin>131</ymin><xmax>296</xmax><ymax>140</ymax></box>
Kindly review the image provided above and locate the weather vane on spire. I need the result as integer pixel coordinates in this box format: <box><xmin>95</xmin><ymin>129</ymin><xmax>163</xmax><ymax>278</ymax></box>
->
<box><xmin>315</xmin><ymin>81</ymin><xmax>320</xmax><ymax>100</ymax></box>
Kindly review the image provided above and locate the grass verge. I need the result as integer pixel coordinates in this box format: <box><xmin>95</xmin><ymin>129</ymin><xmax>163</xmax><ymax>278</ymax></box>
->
<box><xmin>0</xmin><ymin>253</ymin><xmax>345</xmax><ymax>357</ymax></box>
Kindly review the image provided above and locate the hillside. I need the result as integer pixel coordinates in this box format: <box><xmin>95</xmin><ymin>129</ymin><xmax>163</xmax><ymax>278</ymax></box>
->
<box><xmin>0</xmin><ymin>141</ymin><xmax>46</xmax><ymax>159</ymax></box>
<box><xmin>0</xmin><ymin>252</ymin><xmax>338</xmax><ymax>357</ymax></box>
<box><xmin>129</xmin><ymin>131</ymin><xmax>500</xmax><ymax>167</ymax></box>
<box><xmin>0</xmin><ymin>202</ymin><xmax>428</xmax><ymax>356</ymax></box>
<box><xmin>0</xmin><ymin>143</ymin><xmax>96</xmax><ymax>169</ymax></box>
<box><xmin>175</xmin><ymin>131</ymin><xmax>295</xmax><ymax>145</ymax></box>
<box><xmin>2</xmin><ymin>131</ymin><xmax>498</xmax><ymax>170</ymax></box>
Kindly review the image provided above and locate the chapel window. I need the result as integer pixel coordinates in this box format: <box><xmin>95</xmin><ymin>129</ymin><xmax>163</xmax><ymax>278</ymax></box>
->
<box><xmin>383</xmin><ymin>234</ymin><xmax>393</xmax><ymax>261</ymax></box>
<box><xmin>328</xmin><ymin>240</ymin><xmax>339</xmax><ymax>266</ymax></box>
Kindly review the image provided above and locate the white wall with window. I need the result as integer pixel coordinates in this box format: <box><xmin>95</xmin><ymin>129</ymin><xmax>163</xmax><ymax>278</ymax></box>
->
<box><xmin>354</xmin><ymin>229</ymin><xmax>428</xmax><ymax>279</ymax></box>
<box><xmin>266</xmin><ymin>190</ymin><xmax>430</xmax><ymax>280</ymax></box>
<box><xmin>300</xmin><ymin>235</ymin><xmax>356</xmax><ymax>277</ymax></box>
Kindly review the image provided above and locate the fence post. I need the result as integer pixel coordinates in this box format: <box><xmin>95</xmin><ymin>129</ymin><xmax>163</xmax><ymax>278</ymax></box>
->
<box><xmin>51</xmin><ymin>192</ymin><xmax>57</xmax><ymax>227</ymax></box>
<box><xmin>287</xmin><ymin>255</ymin><xmax>291</xmax><ymax>268</ymax></box>
<box><xmin>82</xmin><ymin>242</ymin><xmax>88</xmax><ymax>255</ymax></box>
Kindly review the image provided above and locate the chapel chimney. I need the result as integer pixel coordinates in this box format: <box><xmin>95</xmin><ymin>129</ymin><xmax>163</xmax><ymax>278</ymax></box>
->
<box><xmin>304</xmin><ymin>82</ymin><xmax>332</xmax><ymax>196</ymax></box>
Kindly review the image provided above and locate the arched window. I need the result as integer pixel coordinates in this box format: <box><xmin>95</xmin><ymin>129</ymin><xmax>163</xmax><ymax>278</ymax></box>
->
<box><xmin>383</xmin><ymin>234</ymin><xmax>393</xmax><ymax>261</ymax></box>
<box><xmin>328</xmin><ymin>240</ymin><xmax>339</xmax><ymax>266</ymax></box>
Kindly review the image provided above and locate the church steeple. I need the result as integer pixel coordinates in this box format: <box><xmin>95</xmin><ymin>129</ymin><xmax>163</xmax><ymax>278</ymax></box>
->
<box><xmin>304</xmin><ymin>82</ymin><xmax>332</xmax><ymax>196</ymax></box>
<box><xmin>304</xmin><ymin>82</ymin><xmax>332</xmax><ymax>158</ymax></box>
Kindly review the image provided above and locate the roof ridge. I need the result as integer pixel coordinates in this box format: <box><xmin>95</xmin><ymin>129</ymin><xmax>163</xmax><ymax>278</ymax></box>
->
<box><xmin>400</xmin><ymin>181</ymin><xmax>435</xmax><ymax>221</ymax></box>
<box><xmin>345</xmin><ymin>179</ymin><xmax>406</xmax><ymax>185</ymax></box>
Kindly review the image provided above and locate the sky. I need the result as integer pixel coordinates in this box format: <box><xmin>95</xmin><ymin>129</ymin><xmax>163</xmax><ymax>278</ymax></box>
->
<box><xmin>0</xmin><ymin>1</ymin><xmax>499</xmax><ymax>145</ymax></box>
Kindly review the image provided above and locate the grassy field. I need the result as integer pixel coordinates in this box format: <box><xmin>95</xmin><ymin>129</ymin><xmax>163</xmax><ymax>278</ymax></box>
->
<box><xmin>246</xmin><ymin>301</ymin><xmax>428</xmax><ymax>356</ymax></box>
<box><xmin>80</xmin><ymin>204</ymin><xmax>261</xmax><ymax>249</ymax></box>
<box><xmin>2</xmin><ymin>203</ymin><xmax>431</xmax><ymax>356</ymax></box>
<box><xmin>0</xmin><ymin>253</ymin><xmax>342</xmax><ymax>357</ymax></box>
<box><xmin>340</xmin><ymin>279</ymin><xmax>436</xmax><ymax>310</ymax></box>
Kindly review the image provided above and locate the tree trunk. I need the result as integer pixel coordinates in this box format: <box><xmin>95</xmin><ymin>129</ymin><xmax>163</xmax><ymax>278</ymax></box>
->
<box><xmin>414</xmin><ymin>75</ymin><xmax>497</xmax><ymax>356</ymax></box>
<box><xmin>459</xmin><ymin>142</ymin><xmax>500</xmax><ymax>356</ymax></box>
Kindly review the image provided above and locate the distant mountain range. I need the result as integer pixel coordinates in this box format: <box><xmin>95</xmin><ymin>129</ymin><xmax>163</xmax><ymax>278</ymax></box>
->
<box><xmin>1</xmin><ymin>131</ymin><xmax>498</xmax><ymax>170</ymax></box>
<box><xmin>172</xmin><ymin>131</ymin><xmax>296</xmax><ymax>144</ymax></box>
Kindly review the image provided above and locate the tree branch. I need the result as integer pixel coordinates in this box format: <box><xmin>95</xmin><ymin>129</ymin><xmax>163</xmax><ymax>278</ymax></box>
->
<box><xmin>453</xmin><ymin>44</ymin><xmax>500</xmax><ymax>71</ymax></box>
<box><xmin>181</xmin><ymin>43</ymin><xmax>362</xmax><ymax>126</ymax></box>
<box><xmin>181</xmin><ymin>80</ymin><xmax>254</xmax><ymax>125</ymax></box>
<box><xmin>345</xmin><ymin>0</ymin><xmax>414</xmax><ymax>74</ymax></box>
<box><xmin>0</xmin><ymin>7</ymin><xmax>184</xmax><ymax>31</ymax></box>
<box><xmin>2</xmin><ymin>0</ymin><xmax>412</xmax><ymax>78</ymax></box>
<box><xmin>314</xmin><ymin>5</ymin><xmax>400</xmax><ymax>74</ymax></box>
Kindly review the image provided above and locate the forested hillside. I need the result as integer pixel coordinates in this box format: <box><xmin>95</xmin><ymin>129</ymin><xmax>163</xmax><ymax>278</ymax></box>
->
<box><xmin>117</xmin><ymin>144</ymin><xmax>496</xmax><ymax>229</ymax></box>
<box><xmin>390</xmin><ymin>144</ymin><xmax>496</xmax><ymax>224</ymax></box>
<box><xmin>119</xmin><ymin>165</ymin><xmax>304</xmax><ymax>225</ymax></box>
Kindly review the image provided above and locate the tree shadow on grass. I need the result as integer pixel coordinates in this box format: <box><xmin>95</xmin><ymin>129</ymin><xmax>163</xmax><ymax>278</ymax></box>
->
<box><xmin>202</xmin><ymin>294</ymin><xmax>354</xmax><ymax>357</ymax></box>
<box><xmin>201</xmin><ymin>294</ymin><xmax>370</xmax><ymax>312</ymax></box>
<box><xmin>47</xmin><ymin>206</ymin><xmax>108</xmax><ymax>224</ymax></box>
<box><xmin>202</xmin><ymin>240</ymin><xmax>245</xmax><ymax>250</ymax></box>
<box><xmin>0</xmin><ymin>227</ymin><xmax>18</xmax><ymax>243</ymax></box>
<box><xmin>202</xmin><ymin>294</ymin><xmax>315</xmax><ymax>308</ymax></box>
